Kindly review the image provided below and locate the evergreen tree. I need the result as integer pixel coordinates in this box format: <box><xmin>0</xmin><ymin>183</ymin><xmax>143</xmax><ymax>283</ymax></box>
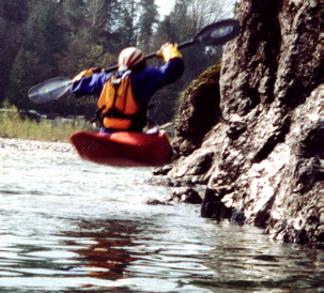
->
<box><xmin>7</xmin><ymin>0</ymin><xmax>65</xmax><ymax>110</ymax></box>
<box><xmin>58</xmin><ymin>0</ymin><xmax>86</xmax><ymax>32</ymax></box>
<box><xmin>55</xmin><ymin>0</ymin><xmax>112</xmax><ymax>116</ymax></box>
<box><xmin>0</xmin><ymin>0</ymin><xmax>29</xmax><ymax>104</ymax></box>
<box><xmin>117</xmin><ymin>1</ymin><xmax>139</xmax><ymax>47</ymax></box>
<box><xmin>138</xmin><ymin>0</ymin><xmax>159</xmax><ymax>53</ymax></box>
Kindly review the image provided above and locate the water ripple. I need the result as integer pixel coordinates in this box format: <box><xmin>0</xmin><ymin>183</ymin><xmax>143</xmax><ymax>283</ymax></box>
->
<box><xmin>0</xmin><ymin>146</ymin><xmax>322</xmax><ymax>292</ymax></box>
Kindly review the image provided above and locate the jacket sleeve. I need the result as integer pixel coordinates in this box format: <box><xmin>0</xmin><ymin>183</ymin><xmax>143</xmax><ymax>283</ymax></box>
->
<box><xmin>131</xmin><ymin>57</ymin><xmax>185</xmax><ymax>105</ymax></box>
<box><xmin>72</xmin><ymin>72</ymin><xmax>109</xmax><ymax>97</ymax></box>
<box><xmin>153</xmin><ymin>57</ymin><xmax>185</xmax><ymax>87</ymax></box>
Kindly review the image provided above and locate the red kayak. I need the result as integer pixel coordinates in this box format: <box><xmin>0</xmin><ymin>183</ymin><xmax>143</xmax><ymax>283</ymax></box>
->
<box><xmin>70</xmin><ymin>130</ymin><xmax>173</xmax><ymax>167</ymax></box>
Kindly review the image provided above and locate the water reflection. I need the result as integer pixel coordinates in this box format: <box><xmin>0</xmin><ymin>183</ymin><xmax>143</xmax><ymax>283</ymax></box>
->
<box><xmin>59</xmin><ymin>217</ymin><xmax>324</xmax><ymax>293</ymax></box>
<box><xmin>62</xmin><ymin>219</ymin><xmax>140</xmax><ymax>282</ymax></box>
<box><xmin>200</xmin><ymin>222</ymin><xmax>324</xmax><ymax>292</ymax></box>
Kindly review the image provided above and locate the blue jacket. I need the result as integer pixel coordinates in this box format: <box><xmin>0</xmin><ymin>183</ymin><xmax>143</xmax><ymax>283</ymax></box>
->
<box><xmin>72</xmin><ymin>57</ymin><xmax>184</xmax><ymax>108</ymax></box>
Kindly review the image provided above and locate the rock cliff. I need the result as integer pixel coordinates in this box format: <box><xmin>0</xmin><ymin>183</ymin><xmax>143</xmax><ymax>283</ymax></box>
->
<box><xmin>153</xmin><ymin>0</ymin><xmax>323</xmax><ymax>245</ymax></box>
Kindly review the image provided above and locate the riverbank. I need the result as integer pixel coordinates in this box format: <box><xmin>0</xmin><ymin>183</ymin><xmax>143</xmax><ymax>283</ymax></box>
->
<box><xmin>0</xmin><ymin>106</ymin><xmax>94</xmax><ymax>142</ymax></box>
<box><xmin>0</xmin><ymin>137</ymin><xmax>73</xmax><ymax>153</ymax></box>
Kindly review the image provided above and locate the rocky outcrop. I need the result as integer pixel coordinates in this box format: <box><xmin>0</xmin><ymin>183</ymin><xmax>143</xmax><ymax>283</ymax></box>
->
<box><xmin>172</xmin><ymin>63</ymin><xmax>223</xmax><ymax>157</ymax></box>
<box><xmin>153</xmin><ymin>0</ymin><xmax>322</xmax><ymax>245</ymax></box>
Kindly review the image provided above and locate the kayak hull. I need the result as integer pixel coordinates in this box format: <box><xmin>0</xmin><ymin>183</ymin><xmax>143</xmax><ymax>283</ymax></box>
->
<box><xmin>70</xmin><ymin>130</ymin><xmax>173</xmax><ymax>167</ymax></box>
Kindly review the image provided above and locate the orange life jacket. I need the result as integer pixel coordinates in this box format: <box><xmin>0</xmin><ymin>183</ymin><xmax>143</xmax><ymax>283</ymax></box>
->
<box><xmin>97</xmin><ymin>72</ymin><xmax>139</xmax><ymax>130</ymax></box>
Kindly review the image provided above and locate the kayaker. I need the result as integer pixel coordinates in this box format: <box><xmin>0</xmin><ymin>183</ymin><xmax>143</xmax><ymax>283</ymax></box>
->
<box><xmin>72</xmin><ymin>43</ymin><xmax>184</xmax><ymax>133</ymax></box>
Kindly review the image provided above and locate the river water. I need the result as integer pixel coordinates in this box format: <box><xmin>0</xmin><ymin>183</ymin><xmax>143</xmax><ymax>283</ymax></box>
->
<box><xmin>0</xmin><ymin>142</ymin><xmax>322</xmax><ymax>292</ymax></box>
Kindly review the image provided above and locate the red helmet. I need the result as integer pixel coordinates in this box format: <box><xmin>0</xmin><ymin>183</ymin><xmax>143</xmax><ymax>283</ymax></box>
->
<box><xmin>118</xmin><ymin>47</ymin><xmax>144</xmax><ymax>71</ymax></box>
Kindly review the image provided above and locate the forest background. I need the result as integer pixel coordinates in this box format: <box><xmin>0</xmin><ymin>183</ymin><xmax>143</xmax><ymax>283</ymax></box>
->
<box><xmin>0</xmin><ymin>0</ymin><xmax>233</xmax><ymax>125</ymax></box>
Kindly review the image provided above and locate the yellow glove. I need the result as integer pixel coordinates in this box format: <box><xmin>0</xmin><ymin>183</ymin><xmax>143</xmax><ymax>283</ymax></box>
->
<box><xmin>157</xmin><ymin>43</ymin><xmax>182</xmax><ymax>62</ymax></box>
<box><xmin>72</xmin><ymin>67</ymin><xmax>101</xmax><ymax>82</ymax></box>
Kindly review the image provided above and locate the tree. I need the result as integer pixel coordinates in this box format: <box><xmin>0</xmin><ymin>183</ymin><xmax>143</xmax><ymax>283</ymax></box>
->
<box><xmin>148</xmin><ymin>0</ymin><xmax>225</xmax><ymax>124</ymax></box>
<box><xmin>116</xmin><ymin>1</ymin><xmax>139</xmax><ymax>47</ymax></box>
<box><xmin>7</xmin><ymin>0</ymin><xmax>66</xmax><ymax>110</ymax></box>
<box><xmin>0</xmin><ymin>0</ymin><xmax>29</xmax><ymax>104</ymax></box>
<box><xmin>187</xmin><ymin>0</ymin><xmax>230</xmax><ymax>31</ymax></box>
<box><xmin>137</xmin><ymin>0</ymin><xmax>159</xmax><ymax>52</ymax></box>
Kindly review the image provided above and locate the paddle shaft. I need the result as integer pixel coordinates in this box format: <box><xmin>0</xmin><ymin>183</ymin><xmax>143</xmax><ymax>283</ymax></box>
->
<box><xmin>105</xmin><ymin>39</ymin><xmax>195</xmax><ymax>73</ymax></box>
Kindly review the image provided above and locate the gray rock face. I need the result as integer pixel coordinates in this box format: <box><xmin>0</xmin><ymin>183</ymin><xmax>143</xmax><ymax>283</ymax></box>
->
<box><xmin>154</xmin><ymin>0</ymin><xmax>322</xmax><ymax>245</ymax></box>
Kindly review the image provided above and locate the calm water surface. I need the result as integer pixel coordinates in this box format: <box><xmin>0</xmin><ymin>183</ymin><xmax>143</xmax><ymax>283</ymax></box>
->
<box><xmin>0</xmin><ymin>145</ymin><xmax>322</xmax><ymax>292</ymax></box>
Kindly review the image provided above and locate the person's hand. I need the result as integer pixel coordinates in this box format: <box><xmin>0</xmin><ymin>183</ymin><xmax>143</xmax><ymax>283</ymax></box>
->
<box><xmin>72</xmin><ymin>67</ymin><xmax>102</xmax><ymax>82</ymax></box>
<box><xmin>156</xmin><ymin>43</ymin><xmax>182</xmax><ymax>62</ymax></box>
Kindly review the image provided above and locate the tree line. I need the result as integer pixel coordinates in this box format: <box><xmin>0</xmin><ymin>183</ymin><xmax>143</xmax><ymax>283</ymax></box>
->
<box><xmin>0</xmin><ymin>0</ymin><xmax>232</xmax><ymax>124</ymax></box>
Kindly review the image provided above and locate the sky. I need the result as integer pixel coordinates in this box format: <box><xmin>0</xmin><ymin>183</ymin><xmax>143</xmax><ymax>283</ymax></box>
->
<box><xmin>155</xmin><ymin>0</ymin><xmax>235</xmax><ymax>18</ymax></box>
<box><xmin>155</xmin><ymin>0</ymin><xmax>175</xmax><ymax>16</ymax></box>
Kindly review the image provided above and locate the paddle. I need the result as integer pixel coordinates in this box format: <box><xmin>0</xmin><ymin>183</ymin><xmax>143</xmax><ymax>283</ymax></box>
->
<box><xmin>28</xmin><ymin>18</ymin><xmax>240</xmax><ymax>104</ymax></box>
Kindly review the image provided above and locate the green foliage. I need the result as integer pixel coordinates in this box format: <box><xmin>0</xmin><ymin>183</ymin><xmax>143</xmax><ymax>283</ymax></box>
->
<box><xmin>0</xmin><ymin>0</ymin><xmax>28</xmax><ymax>23</ymax></box>
<box><xmin>138</xmin><ymin>0</ymin><xmax>159</xmax><ymax>52</ymax></box>
<box><xmin>0</xmin><ymin>106</ymin><xmax>94</xmax><ymax>142</ymax></box>
<box><xmin>7</xmin><ymin>0</ymin><xmax>66</xmax><ymax>110</ymax></box>
<box><xmin>0</xmin><ymin>0</ymin><xmax>28</xmax><ymax>101</ymax></box>
<box><xmin>117</xmin><ymin>1</ymin><xmax>139</xmax><ymax>46</ymax></box>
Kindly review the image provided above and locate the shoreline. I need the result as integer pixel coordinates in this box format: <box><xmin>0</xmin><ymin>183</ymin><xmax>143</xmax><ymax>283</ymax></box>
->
<box><xmin>0</xmin><ymin>137</ymin><xmax>73</xmax><ymax>153</ymax></box>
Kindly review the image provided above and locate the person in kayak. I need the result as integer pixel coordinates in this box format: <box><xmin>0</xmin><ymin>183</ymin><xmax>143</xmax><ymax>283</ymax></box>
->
<box><xmin>72</xmin><ymin>43</ymin><xmax>184</xmax><ymax>133</ymax></box>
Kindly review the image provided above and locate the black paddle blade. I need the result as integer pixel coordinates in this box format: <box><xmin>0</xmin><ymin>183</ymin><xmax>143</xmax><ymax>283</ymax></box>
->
<box><xmin>195</xmin><ymin>19</ymin><xmax>240</xmax><ymax>46</ymax></box>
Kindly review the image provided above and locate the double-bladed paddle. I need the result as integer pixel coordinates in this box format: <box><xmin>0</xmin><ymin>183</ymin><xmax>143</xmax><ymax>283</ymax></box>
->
<box><xmin>28</xmin><ymin>18</ymin><xmax>240</xmax><ymax>104</ymax></box>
